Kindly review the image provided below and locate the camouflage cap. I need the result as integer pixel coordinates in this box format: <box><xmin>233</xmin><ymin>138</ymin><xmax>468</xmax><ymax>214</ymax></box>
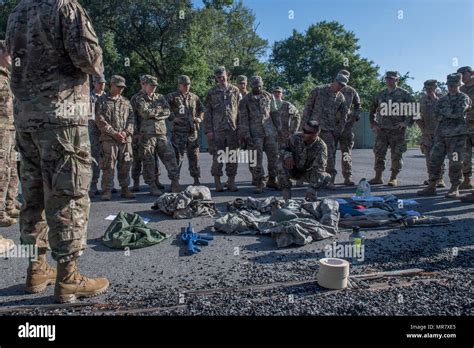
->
<box><xmin>385</xmin><ymin>71</ymin><xmax>400</xmax><ymax>79</ymax></box>
<box><xmin>139</xmin><ymin>75</ymin><xmax>149</xmax><ymax>83</ymax></box>
<box><xmin>178</xmin><ymin>75</ymin><xmax>191</xmax><ymax>85</ymax></box>
<box><xmin>446</xmin><ymin>73</ymin><xmax>462</xmax><ymax>86</ymax></box>
<box><xmin>92</xmin><ymin>74</ymin><xmax>106</xmax><ymax>84</ymax></box>
<box><xmin>214</xmin><ymin>66</ymin><xmax>226</xmax><ymax>76</ymax></box>
<box><xmin>250</xmin><ymin>75</ymin><xmax>263</xmax><ymax>87</ymax></box>
<box><xmin>144</xmin><ymin>75</ymin><xmax>158</xmax><ymax>86</ymax></box>
<box><xmin>236</xmin><ymin>75</ymin><xmax>247</xmax><ymax>84</ymax></box>
<box><xmin>303</xmin><ymin>120</ymin><xmax>320</xmax><ymax>133</ymax></box>
<box><xmin>338</xmin><ymin>69</ymin><xmax>350</xmax><ymax>77</ymax></box>
<box><xmin>457</xmin><ymin>66</ymin><xmax>472</xmax><ymax>74</ymax></box>
<box><xmin>273</xmin><ymin>86</ymin><xmax>283</xmax><ymax>93</ymax></box>
<box><xmin>110</xmin><ymin>75</ymin><xmax>126</xmax><ymax>87</ymax></box>
<box><xmin>334</xmin><ymin>73</ymin><xmax>349</xmax><ymax>86</ymax></box>
<box><xmin>423</xmin><ymin>79</ymin><xmax>437</xmax><ymax>87</ymax></box>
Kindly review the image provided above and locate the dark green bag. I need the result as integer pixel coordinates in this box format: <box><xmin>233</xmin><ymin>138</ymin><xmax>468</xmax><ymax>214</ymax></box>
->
<box><xmin>102</xmin><ymin>211</ymin><xmax>169</xmax><ymax>249</ymax></box>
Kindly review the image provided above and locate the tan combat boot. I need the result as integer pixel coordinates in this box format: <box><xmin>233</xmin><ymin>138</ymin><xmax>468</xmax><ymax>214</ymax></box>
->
<box><xmin>369</xmin><ymin>171</ymin><xmax>384</xmax><ymax>185</ymax></box>
<box><xmin>417</xmin><ymin>181</ymin><xmax>437</xmax><ymax>196</ymax></box>
<box><xmin>149</xmin><ymin>183</ymin><xmax>163</xmax><ymax>196</ymax></box>
<box><xmin>459</xmin><ymin>177</ymin><xmax>473</xmax><ymax>190</ymax></box>
<box><xmin>214</xmin><ymin>176</ymin><xmax>224</xmax><ymax>192</ymax></box>
<box><xmin>227</xmin><ymin>176</ymin><xmax>239</xmax><ymax>192</ymax></box>
<box><xmin>193</xmin><ymin>177</ymin><xmax>201</xmax><ymax>185</ymax></box>
<box><xmin>387</xmin><ymin>173</ymin><xmax>398</xmax><ymax>187</ymax></box>
<box><xmin>436</xmin><ymin>179</ymin><xmax>446</xmax><ymax>188</ymax></box>
<box><xmin>282</xmin><ymin>188</ymin><xmax>292</xmax><ymax>200</ymax></box>
<box><xmin>54</xmin><ymin>259</ymin><xmax>109</xmax><ymax>304</ymax></box>
<box><xmin>344</xmin><ymin>177</ymin><xmax>356</xmax><ymax>186</ymax></box>
<box><xmin>120</xmin><ymin>187</ymin><xmax>136</xmax><ymax>199</ymax></box>
<box><xmin>459</xmin><ymin>190</ymin><xmax>474</xmax><ymax>203</ymax></box>
<box><xmin>25</xmin><ymin>251</ymin><xmax>57</xmax><ymax>294</ymax></box>
<box><xmin>266</xmin><ymin>177</ymin><xmax>280</xmax><ymax>190</ymax></box>
<box><xmin>171</xmin><ymin>179</ymin><xmax>181</xmax><ymax>193</ymax></box>
<box><xmin>254</xmin><ymin>179</ymin><xmax>265</xmax><ymax>194</ymax></box>
<box><xmin>445</xmin><ymin>183</ymin><xmax>461</xmax><ymax>198</ymax></box>
<box><xmin>0</xmin><ymin>212</ymin><xmax>17</xmax><ymax>227</ymax></box>
<box><xmin>100</xmin><ymin>190</ymin><xmax>112</xmax><ymax>201</ymax></box>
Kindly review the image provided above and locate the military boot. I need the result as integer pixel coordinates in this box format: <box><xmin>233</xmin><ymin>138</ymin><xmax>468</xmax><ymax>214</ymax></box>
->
<box><xmin>25</xmin><ymin>250</ymin><xmax>57</xmax><ymax>294</ymax></box>
<box><xmin>445</xmin><ymin>183</ymin><xmax>461</xmax><ymax>198</ymax></box>
<box><xmin>6</xmin><ymin>206</ymin><xmax>20</xmax><ymax>219</ymax></box>
<box><xmin>149</xmin><ymin>183</ymin><xmax>163</xmax><ymax>196</ymax></box>
<box><xmin>89</xmin><ymin>183</ymin><xmax>99</xmax><ymax>196</ymax></box>
<box><xmin>387</xmin><ymin>173</ymin><xmax>398</xmax><ymax>187</ymax></box>
<box><xmin>436</xmin><ymin>179</ymin><xmax>446</xmax><ymax>188</ymax></box>
<box><xmin>131</xmin><ymin>180</ymin><xmax>141</xmax><ymax>192</ymax></box>
<box><xmin>193</xmin><ymin>177</ymin><xmax>201</xmax><ymax>185</ymax></box>
<box><xmin>100</xmin><ymin>190</ymin><xmax>112</xmax><ymax>201</ymax></box>
<box><xmin>0</xmin><ymin>212</ymin><xmax>17</xmax><ymax>227</ymax></box>
<box><xmin>344</xmin><ymin>177</ymin><xmax>355</xmax><ymax>186</ymax></box>
<box><xmin>214</xmin><ymin>177</ymin><xmax>224</xmax><ymax>192</ymax></box>
<box><xmin>54</xmin><ymin>259</ymin><xmax>109</xmax><ymax>304</ymax></box>
<box><xmin>120</xmin><ymin>187</ymin><xmax>136</xmax><ymax>199</ymax></box>
<box><xmin>266</xmin><ymin>177</ymin><xmax>280</xmax><ymax>190</ymax></box>
<box><xmin>227</xmin><ymin>176</ymin><xmax>239</xmax><ymax>192</ymax></box>
<box><xmin>156</xmin><ymin>177</ymin><xmax>165</xmax><ymax>190</ymax></box>
<box><xmin>171</xmin><ymin>179</ymin><xmax>181</xmax><ymax>193</ymax></box>
<box><xmin>282</xmin><ymin>188</ymin><xmax>292</xmax><ymax>200</ymax></box>
<box><xmin>111</xmin><ymin>187</ymin><xmax>117</xmax><ymax>194</ymax></box>
<box><xmin>368</xmin><ymin>171</ymin><xmax>384</xmax><ymax>185</ymax></box>
<box><xmin>459</xmin><ymin>177</ymin><xmax>473</xmax><ymax>190</ymax></box>
<box><xmin>459</xmin><ymin>191</ymin><xmax>474</xmax><ymax>203</ymax></box>
<box><xmin>254</xmin><ymin>179</ymin><xmax>265</xmax><ymax>194</ymax></box>
<box><xmin>417</xmin><ymin>181</ymin><xmax>437</xmax><ymax>196</ymax></box>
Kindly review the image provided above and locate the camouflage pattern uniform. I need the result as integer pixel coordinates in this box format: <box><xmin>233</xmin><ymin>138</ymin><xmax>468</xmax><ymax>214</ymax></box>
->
<box><xmin>239</xmin><ymin>82</ymin><xmax>280</xmax><ymax>184</ymax></box>
<box><xmin>89</xmin><ymin>88</ymin><xmax>105</xmax><ymax>190</ymax></box>
<box><xmin>166</xmin><ymin>88</ymin><xmax>204</xmax><ymax>180</ymax></box>
<box><xmin>339</xmin><ymin>84</ymin><xmax>362</xmax><ymax>181</ymax></box>
<box><xmin>204</xmin><ymin>84</ymin><xmax>241</xmax><ymax>178</ymax></box>
<box><xmin>135</xmin><ymin>92</ymin><xmax>179</xmax><ymax>185</ymax></box>
<box><xmin>302</xmin><ymin>84</ymin><xmax>348</xmax><ymax>181</ymax></box>
<box><xmin>428</xmin><ymin>89</ymin><xmax>471</xmax><ymax>185</ymax></box>
<box><xmin>95</xmin><ymin>92</ymin><xmax>134</xmax><ymax>192</ymax></box>
<box><xmin>278</xmin><ymin>133</ymin><xmax>331</xmax><ymax>195</ymax></box>
<box><xmin>460</xmin><ymin>83</ymin><xmax>474</xmax><ymax>181</ymax></box>
<box><xmin>6</xmin><ymin>0</ymin><xmax>103</xmax><ymax>261</ymax></box>
<box><xmin>271</xmin><ymin>99</ymin><xmax>300</xmax><ymax>141</ymax></box>
<box><xmin>417</xmin><ymin>85</ymin><xmax>444</xmax><ymax>180</ymax></box>
<box><xmin>369</xmin><ymin>86</ymin><xmax>415</xmax><ymax>178</ymax></box>
<box><xmin>0</xmin><ymin>64</ymin><xmax>19</xmax><ymax>222</ymax></box>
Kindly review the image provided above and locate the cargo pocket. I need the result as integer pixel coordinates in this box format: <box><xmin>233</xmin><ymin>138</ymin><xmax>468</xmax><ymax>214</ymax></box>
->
<box><xmin>52</xmin><ymin>137</ymin><xmax>92</xmax><ymax>198</ymax></box>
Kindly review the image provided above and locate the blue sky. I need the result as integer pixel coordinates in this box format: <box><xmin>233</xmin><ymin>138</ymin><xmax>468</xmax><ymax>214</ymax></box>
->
<box><xmin>196</xmin><ymin>0</ymin><xmax>473</xmax><ymax>91</ymax></box>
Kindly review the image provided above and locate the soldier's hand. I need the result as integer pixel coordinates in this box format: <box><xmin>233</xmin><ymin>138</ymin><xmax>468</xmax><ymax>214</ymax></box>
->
<box><xmin>284</xmin><ymin>157</ymin><xmax>295</xmax><ymax>170</ymax></box>
<box><xmin>114</xmin><ymin>132</ymin><xmax>125</xmax><ymax>143</ymax></box>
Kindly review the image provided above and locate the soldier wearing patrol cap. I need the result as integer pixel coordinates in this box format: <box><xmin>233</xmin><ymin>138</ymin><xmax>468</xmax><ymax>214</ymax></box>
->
<box><xmin>456</xmin><ymin>66</ymin><xmax>474</xmax><ymax>190</ymax></box>
<box><xmin>204</xmin><ymin>66</ymin><xmax>242</xmax><ymax>192</ymax></box>
<box><xmin>166</xmin><ymin>75</ymin><xmax>205</xmax><ymax>185</ymax></box>
<box><xmin>369</xmin><ymin>71</ymin><xmax>415</xmax><ymax>187</ymax></box>
<box><xmin>301</xmin><ymin>73</ymin><xmax>349</xmax><ymax>190</ymax></box>
<box><xmin>418</xmin><ymin>73</ymin><xmax>472</xmax><ymax>198</ymax></box>
<box><xmin>95</xmin><ymin>75</ymin><xmax>136</xmax><ymax>201</ymax></box>
<box><xmin>236</xmin><ymin>75</ymin><xmax>248</xmax><ymax>97</ymax></box>
<box><xmin>417</xmin><ymin>79</ymin><xmax>445</xmax><ymax>187</ymax></box>
<box><xmin>239</xmin><ymin>75</ymin><xmax>281</xmax><ymax>193</ymax></box>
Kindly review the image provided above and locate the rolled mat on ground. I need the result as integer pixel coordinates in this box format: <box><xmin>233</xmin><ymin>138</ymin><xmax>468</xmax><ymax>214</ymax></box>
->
<box><xmin>214</xmin><ymin>197</ymin><xmax>340</xmax><ymax>248</ymax></box>
<box><xmin>102</xmin><ymin>211</ymin><xmax>169</xmax><ymax>249</ymax></box>
<box><xmin>151</xmin><ymin>185</ymin><xmax>218</xmax><ymax>219</ymax></box>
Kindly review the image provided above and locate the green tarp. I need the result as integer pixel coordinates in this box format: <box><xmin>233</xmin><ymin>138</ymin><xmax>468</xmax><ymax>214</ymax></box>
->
<box><xmin>102</xmin><ymin>211</ymin><xmax>169</xmax><ymax>249</ymax></box>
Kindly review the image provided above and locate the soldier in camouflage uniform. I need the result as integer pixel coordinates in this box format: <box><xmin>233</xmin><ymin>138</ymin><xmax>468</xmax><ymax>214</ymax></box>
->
<box><xmin>130</xmin><ymin>75</ymin><xmax>164</xmax><ymax>192</ymax></box>
<box><xmin>166</xmin><ymin>75</ymin><xmax>204</xmax><ymax>185</ymax></box>
<box><xmin>302</xmin><ymin>73</ymin><xmax>349</xmax><ymax>190</ymax></box>
<box><xmin>457</xmin><ymin>66</ymin><xmax>474</xmax><ymax>190</ymax></box>
<box><xmin>0</xmin><ymin>40</ymin><xmax>19</xmax><ymax>227</ymax></box>
<box><xmin>88</xmin><ymin>74</ymin><xmax>106</xmax><ymax>196</ymax></box>
<box><xmin>6</xmin><ymin>0</ymin><xmax>109</xmax><ymax>303</ymax></box>
<box><xmin>278</xmin><ymin>121</ymin><xmax>331</xmax><ymax>200</ymax></box>
<box><xmin>271</xmin><ymin>87</ymin><xmax>300</xmax><ymax>141</ymax></box>
<box><xmin>369</xmin><ymin>71</ymin><xmax>415</xmax><ymax>186</ymax></box>
<box><xmin>417</xmin><ymin>79</ymin><xmax>445</xmax><ymax>187</ymax></box>
<box><xmin>204</xmin><ymin>66</ymin><xmax>242</xmax><ymax>192</ymax></box>
<box><xmin>418</xmin><ymin>74</ymin><xmax>471</xmax><ymax>198</ymax></box>
<box><xmin>136</xmin><ymin>75</ymin><xmax>180</xmax><ymax>196</ymax></box>
<box><xmin>239</xmin><ymin>76</ymin><xmax>281</xmax><ymax>193</ymax></box>
<box><xmin>95</xmin><ymin>75</ymin><xmax>135</xmax><ymax>201</ymax></box>
<box><xmin>337</xmin><ymin>70</ymin><xmax>362</xmax><ymax>186</ymax></box>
